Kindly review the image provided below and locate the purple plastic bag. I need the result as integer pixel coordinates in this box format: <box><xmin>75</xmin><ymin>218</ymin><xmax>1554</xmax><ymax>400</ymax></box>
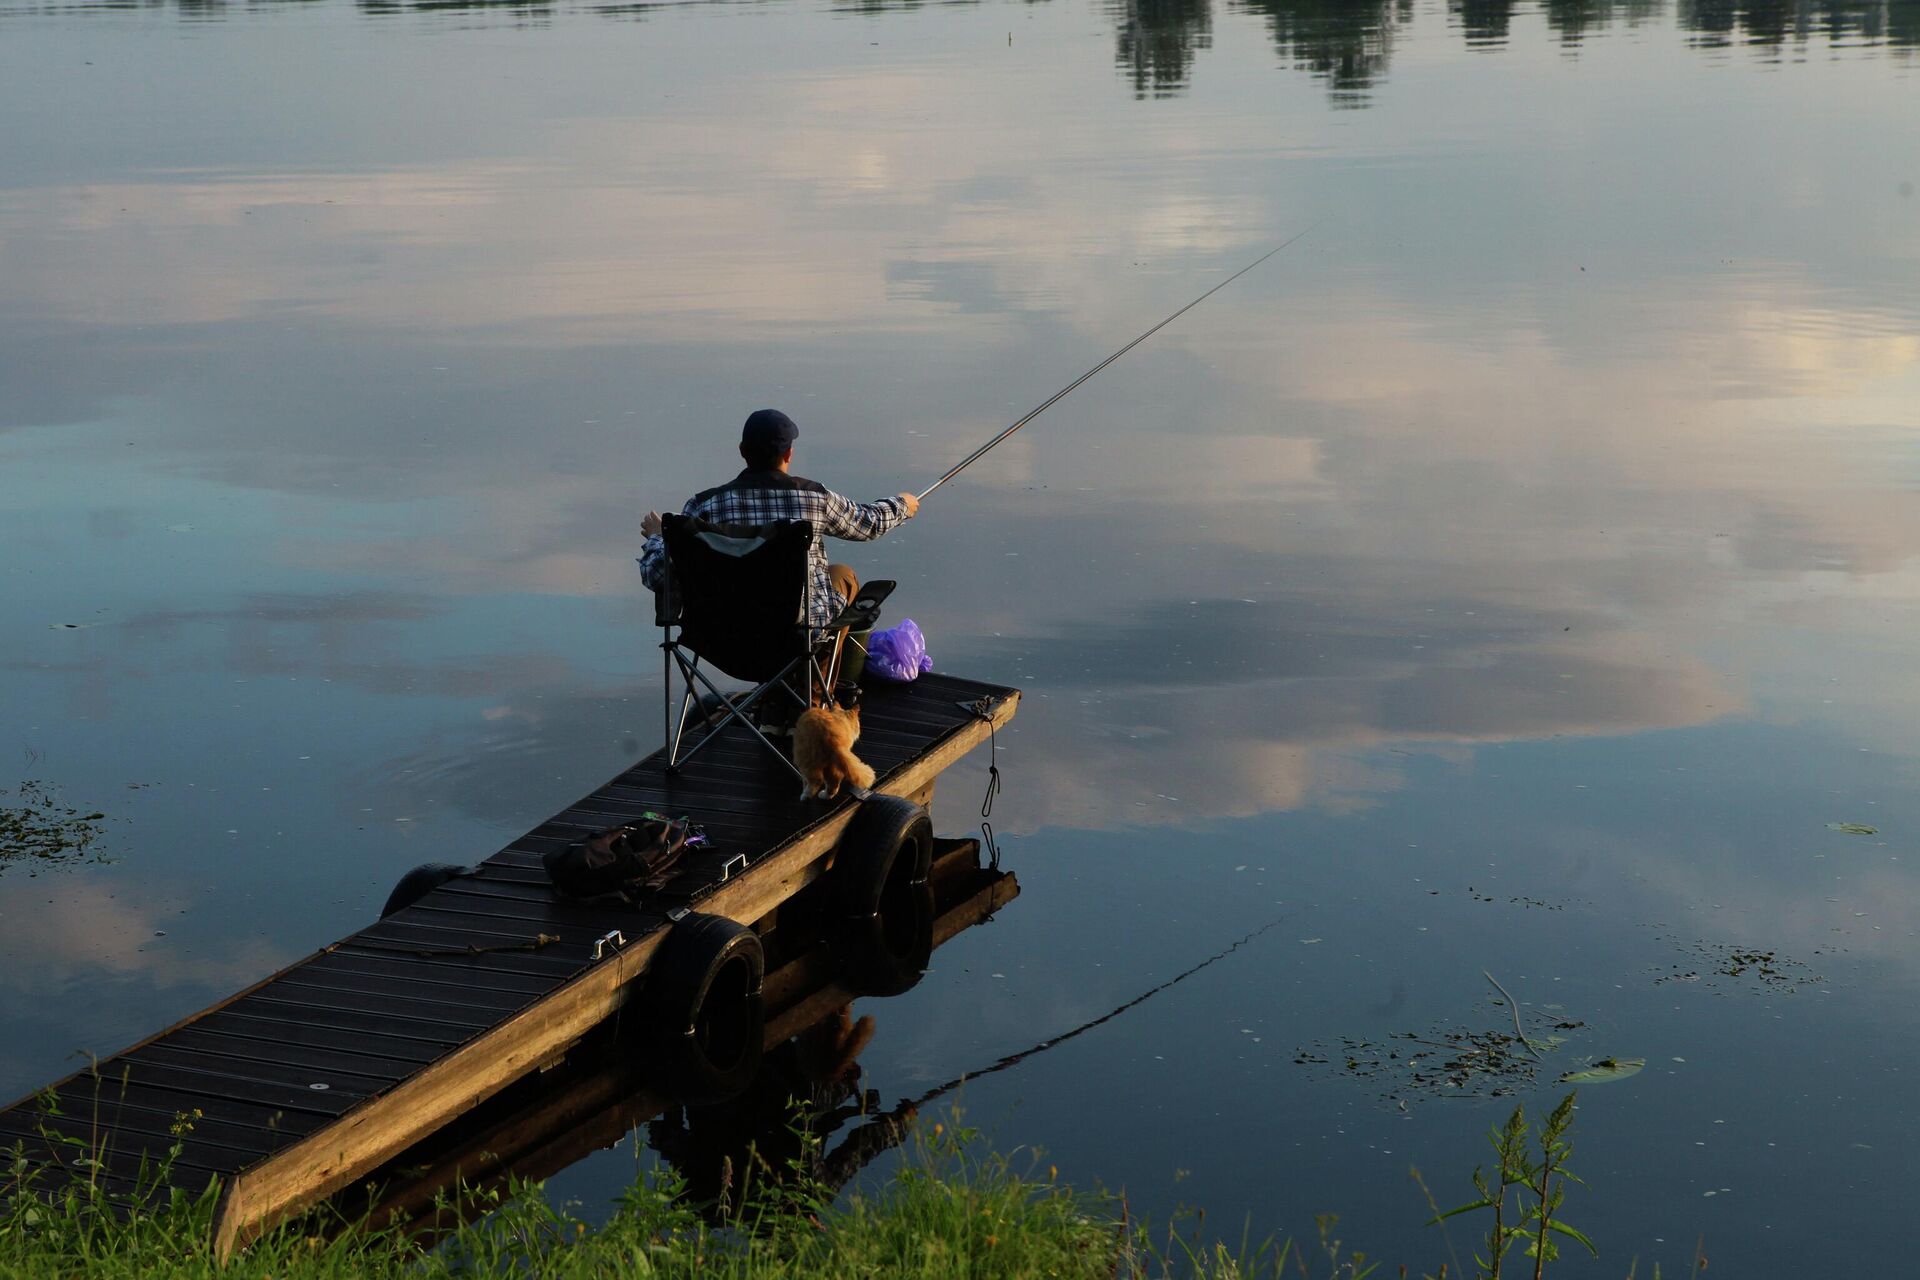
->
<box><xmin>865</xmin><ymin>618</ymin><xmax>933</xmax><ymax>682</ymax></box>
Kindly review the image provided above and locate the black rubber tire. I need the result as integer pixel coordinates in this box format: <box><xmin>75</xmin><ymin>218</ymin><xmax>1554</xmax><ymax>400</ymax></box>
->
<box><xmin>639</xmin><ymin>913</ymin><xmax>766</xmax><ymax>1104</ymax></box>
<box><xmin>832</xmin><ymin>795</ymin><xmax>935</xmax><ymax>997</ymax></box>
<box><xmin>380</xmin><ymin>863</ymin><xmax>470</xmax><ymax>918</ymax></box>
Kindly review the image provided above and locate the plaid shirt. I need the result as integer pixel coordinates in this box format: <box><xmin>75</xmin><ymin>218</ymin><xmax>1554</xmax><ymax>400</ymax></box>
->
<box><xmin>638</xmin><ymin>469</ymin><xmax>909</xmax><ymax>628</ymax></box>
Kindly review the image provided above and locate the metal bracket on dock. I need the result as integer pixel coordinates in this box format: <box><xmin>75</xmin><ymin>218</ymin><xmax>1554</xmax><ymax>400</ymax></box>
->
<box><xmin>591</xmin><ymin>930</ymin><xmax>627</xmax><ymax>961</ymax></box>
<box><xmin>719</xmin><ymin>853</ymin><xmax>748</xmax><ymax>882</ymax></box>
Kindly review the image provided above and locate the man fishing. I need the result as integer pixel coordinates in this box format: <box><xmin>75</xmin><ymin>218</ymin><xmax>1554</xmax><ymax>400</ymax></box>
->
<box><xmin>639</xmin><ymin>241</ymin><xmax>1300</xmax><ymax>615</ymax></box>
<box><xmin>637</xmin><ymin>408</ymin><xmax>920</xmax><ymax>632</ymax></box>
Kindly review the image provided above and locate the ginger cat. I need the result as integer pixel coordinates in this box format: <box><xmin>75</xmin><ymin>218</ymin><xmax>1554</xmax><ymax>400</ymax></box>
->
<box><xmin>793</xmin><ymin>700</ymin><xmax>874</xmax><ymax>801</ymax></box>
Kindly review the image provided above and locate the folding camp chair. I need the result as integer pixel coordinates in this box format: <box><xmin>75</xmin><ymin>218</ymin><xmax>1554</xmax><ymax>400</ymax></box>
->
<box><xmin>656</xmin><ymin>514</ymin><xmax>892</xmax><ymax>781</ymax></box>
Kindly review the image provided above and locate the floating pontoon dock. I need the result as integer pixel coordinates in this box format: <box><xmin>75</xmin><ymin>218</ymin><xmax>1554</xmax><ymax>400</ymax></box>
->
<box><xmin>0</xmin><ymin>671</ymin><xmax>1017</xmax><ymax>1257</ymax></box>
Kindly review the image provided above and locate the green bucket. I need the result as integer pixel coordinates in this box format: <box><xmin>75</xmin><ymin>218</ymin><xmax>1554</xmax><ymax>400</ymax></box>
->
<box><xmin>841</xmin><ymin>626</ymin><xmax>872</xmax><ymax>686</ymax></box>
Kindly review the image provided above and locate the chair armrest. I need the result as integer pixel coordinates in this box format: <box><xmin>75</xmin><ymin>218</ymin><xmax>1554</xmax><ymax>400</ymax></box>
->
<box><xmin>822</xmin><ymin>579</ymin><xmax>895</xmax><ymax>632</ymax></box>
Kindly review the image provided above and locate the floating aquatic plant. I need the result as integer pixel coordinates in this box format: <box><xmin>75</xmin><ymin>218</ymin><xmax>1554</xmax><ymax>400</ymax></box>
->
<box><xmin>1653</xmin><ymin>939</ymin><xmax>1822</xmax><ymax>993</ymax></box>
<box><xmin>0</xmin><ymin>780</ymin><xmax>109</xmax><ymax>875</ymax></box>
<box><xmin>1557</xmin><ymin>1057</ymin><xmax>1644</xmax><ymax>1085</ymax></box>
<box><xmin>1296</xmin><ymin>1013</ymin><xmax>1590</xmax><ymax>1105</ymax></box>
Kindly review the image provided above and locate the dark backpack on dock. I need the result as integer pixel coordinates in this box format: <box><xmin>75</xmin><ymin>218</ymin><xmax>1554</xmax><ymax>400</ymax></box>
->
<box><xmin>543</xmin><ymin>817</ymin><xmax>692</xmax><ymax>900</ymax></box>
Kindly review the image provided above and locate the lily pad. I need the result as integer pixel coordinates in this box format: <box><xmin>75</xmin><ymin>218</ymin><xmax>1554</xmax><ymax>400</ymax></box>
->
<box><xmin>1558</xmin><ymin>1056</ymin><xmax>1644</xmax><ymax>1084</ymax></box>
<box><xmin>1827</xmin><ymin>822</ymin><xmax>1877</xmax><ymax>836</ymax></box>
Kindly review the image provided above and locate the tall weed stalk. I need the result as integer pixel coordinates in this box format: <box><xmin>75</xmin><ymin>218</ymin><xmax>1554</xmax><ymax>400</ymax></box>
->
<box><xmin>1421</xmin><ymin>1091</ymin><xmax>1596</xmax><ymax>1279</ymax></box>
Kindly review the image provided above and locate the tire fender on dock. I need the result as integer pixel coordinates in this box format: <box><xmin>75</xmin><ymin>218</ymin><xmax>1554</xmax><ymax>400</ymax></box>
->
<box><xmin>832</xmin><ymin>795</ymin><xmax>935</xmax><ymax>997</ymax></box>
<box><xmin>379</xmin><ymin>862</ymin><xmax>472</xmax><ymax>918</ymax></box>
<box><xmin>639</xmin><ymin>912</ymin><xmax>766</xmax><ymax>1103</ymax></box>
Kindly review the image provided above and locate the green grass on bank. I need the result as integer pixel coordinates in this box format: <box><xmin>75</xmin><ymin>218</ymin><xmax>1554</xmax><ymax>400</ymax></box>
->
<box><xmin>2</xmin><ymin>1097</ymin><xmax>1665</xmax><ymax>1280</ymax></box>
<box><xmin>0</xmin><ymin>1121</ymin><xmax>1341</xmax><ymax>1280</ymax></box>
<box><xmin>3</xmin><ymin>1130</ymin><xmax>1120</xmax><ymax>1280</ymax></box>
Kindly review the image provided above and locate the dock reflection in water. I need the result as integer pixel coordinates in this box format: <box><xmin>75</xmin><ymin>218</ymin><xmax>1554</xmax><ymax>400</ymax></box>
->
<box><xmin>339</xmin><ymin>836</ymin><xmax>1016</xmax><ymax>1239</ymax></box>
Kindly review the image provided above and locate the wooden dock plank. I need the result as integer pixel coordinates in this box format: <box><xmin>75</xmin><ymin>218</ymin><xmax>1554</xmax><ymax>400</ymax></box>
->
<box><xmin>0</xmin><ymin>1106</ymin><xmax>275</xmax><ymax>1167</ymax></box>
<box><xmin>370</xmin><ymin>903</ymin><xmax>604</xmax><ymax>945</ymax></box>
<box><xmin>93</xmin><ymin>1059</ymin><xmax>360</xmax><ymax>1118</ymax></box>
<box><xmin>11</xmin><ymin>1150</ymin><xmax>173</xmax><ymax>1202</ymax></box>
<box><xmin>265</xmin><ymin>971</ymin><xmax>538</xmax><ymax>1017</ymax></box>
<box><xmin>130</xmin><ymin>1043</ymin><xmax>402</xmax><ymax>1093</ymax></box>
<box><xmin>347</xmin><ymin>923</ymin><xmax>597</xmax><ymax>972</ymax></box>
<box><xmin>6</xmin><ymin>1134</ymin><xmax>239</xmax><ymax>1195</ymax></box>
<box><xmin>425</xmin><ymin>877</ymin><xmax>577</xmax><ymax>906</ymax></box>
<box><xmin>325</xmin><ymin>941</ymin><xmax>576</xmax><ymax>985</ymax></box>
<box><xmin>40</xmin><ymin>1078</ymin><xmax>329</xmax><ymax>1144</ymax></box>
<box><xmin>240</xmin><ymin>987</ymin><xmax>504</xmax><ymax>1033</ymax></box>
<box><xmin>163</xmin><ymin>1028</ymin><xmax>446</xmax><ymax>1080</ymax></box>
<box><xmin>217</xmin><ymin>996</ymin><xmax>482</xmax><ymax>1049</ymax></box>
<box><xmin>190</xmin><ymin>1012</ymin><xmax>453</xmax><ymax>1067</ymax></box>
<box><xmin>398</xmin><ymin>894</ymin><xmax>636</xmax><ymax>932</ymax></box>
<box><xmin>302</xmin><ymin>950</ymin><xmax>562</xmax><ymax>998</ymax></box>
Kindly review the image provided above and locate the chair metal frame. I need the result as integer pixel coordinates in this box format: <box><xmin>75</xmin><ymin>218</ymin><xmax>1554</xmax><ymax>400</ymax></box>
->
<box><xmin>660</xmin><ymin>624</ymin><xmax>834</xmax><ymax>785</ymax></box>
<box><xmin>654</xmin><ymin>516</ymin><xmax>886</xmax><ymax>784</ymax></box>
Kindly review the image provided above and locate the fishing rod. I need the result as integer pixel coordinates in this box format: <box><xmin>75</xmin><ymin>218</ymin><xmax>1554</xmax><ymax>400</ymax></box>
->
<box><xmin>916</xmin><ymin>226</ymin><xmax>1314</xmax><ymax>501</ymax></box>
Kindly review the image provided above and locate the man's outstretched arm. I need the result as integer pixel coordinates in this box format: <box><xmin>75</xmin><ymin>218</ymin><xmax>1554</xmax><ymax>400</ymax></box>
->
<box><xmin>821</xmin><ymin>490</ymin><xmax>919</xmax><ymax>542</ymax></box>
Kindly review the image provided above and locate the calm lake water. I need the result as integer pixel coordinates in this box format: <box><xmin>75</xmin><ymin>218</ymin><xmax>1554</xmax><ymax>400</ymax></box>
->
<box><xmin>4</xmin><ymin>0</ymin><xmax>1919</xmax><ymax>1271</ymax></box>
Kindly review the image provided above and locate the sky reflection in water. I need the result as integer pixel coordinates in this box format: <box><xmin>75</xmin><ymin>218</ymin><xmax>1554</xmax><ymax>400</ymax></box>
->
<box><xmin>2</xmin><ymin>0</ymin><xmax>1918</xmax><ymax>1272</ymax></box>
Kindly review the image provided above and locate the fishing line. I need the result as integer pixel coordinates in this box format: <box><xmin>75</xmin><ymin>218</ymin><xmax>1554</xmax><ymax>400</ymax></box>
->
<box><xmin>897</xmin><ymin>912</ymin><xmax>1294</xmax><ymax>1109</ymax></box>
<box><xmin>788</xmin><ymin>913</ymin><xmax>1295</xmax><ymax>1192</ymax></box>
<box><xmin>917</xmin><ymin>227</ymin><xmax>1314</xmax><ymax>501</ymax></box>
<box><xmin>714</xmin><ymin>914</ymin><xmax>1294</xmax><ymax>1196</ymax></box>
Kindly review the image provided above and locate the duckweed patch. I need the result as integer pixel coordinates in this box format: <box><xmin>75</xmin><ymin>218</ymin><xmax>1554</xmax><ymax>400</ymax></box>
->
<box><xmin>1653</xmin><ymin>940</ymin><xmax>1822</xmax><ymax>993</ymax></box>
<box><xmin>0</xmin><ymin>781</ymin><xmax>109</xmax><ymax>876</ymax></box>
<box><xmin>1296</xmin><ymin>1014</ymin><xmax>1590</xmax><ymax>1104</ymax></box>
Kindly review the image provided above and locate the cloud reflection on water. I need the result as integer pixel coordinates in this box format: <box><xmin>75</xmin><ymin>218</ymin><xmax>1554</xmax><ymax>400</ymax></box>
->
<box><xmin>6</xmin><ymin>114</ymin><xmax>1917</xmax><ymax>837</ymax></box>
<box><xmin>360</xmin><ymin>593</ymin><xmax>1733</xmax><ymax>838</ymax></box>
<box><xmin>0</xmin><ymin>877</ymin><xmax>292</xmax><ymax>1088</ymax></box>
